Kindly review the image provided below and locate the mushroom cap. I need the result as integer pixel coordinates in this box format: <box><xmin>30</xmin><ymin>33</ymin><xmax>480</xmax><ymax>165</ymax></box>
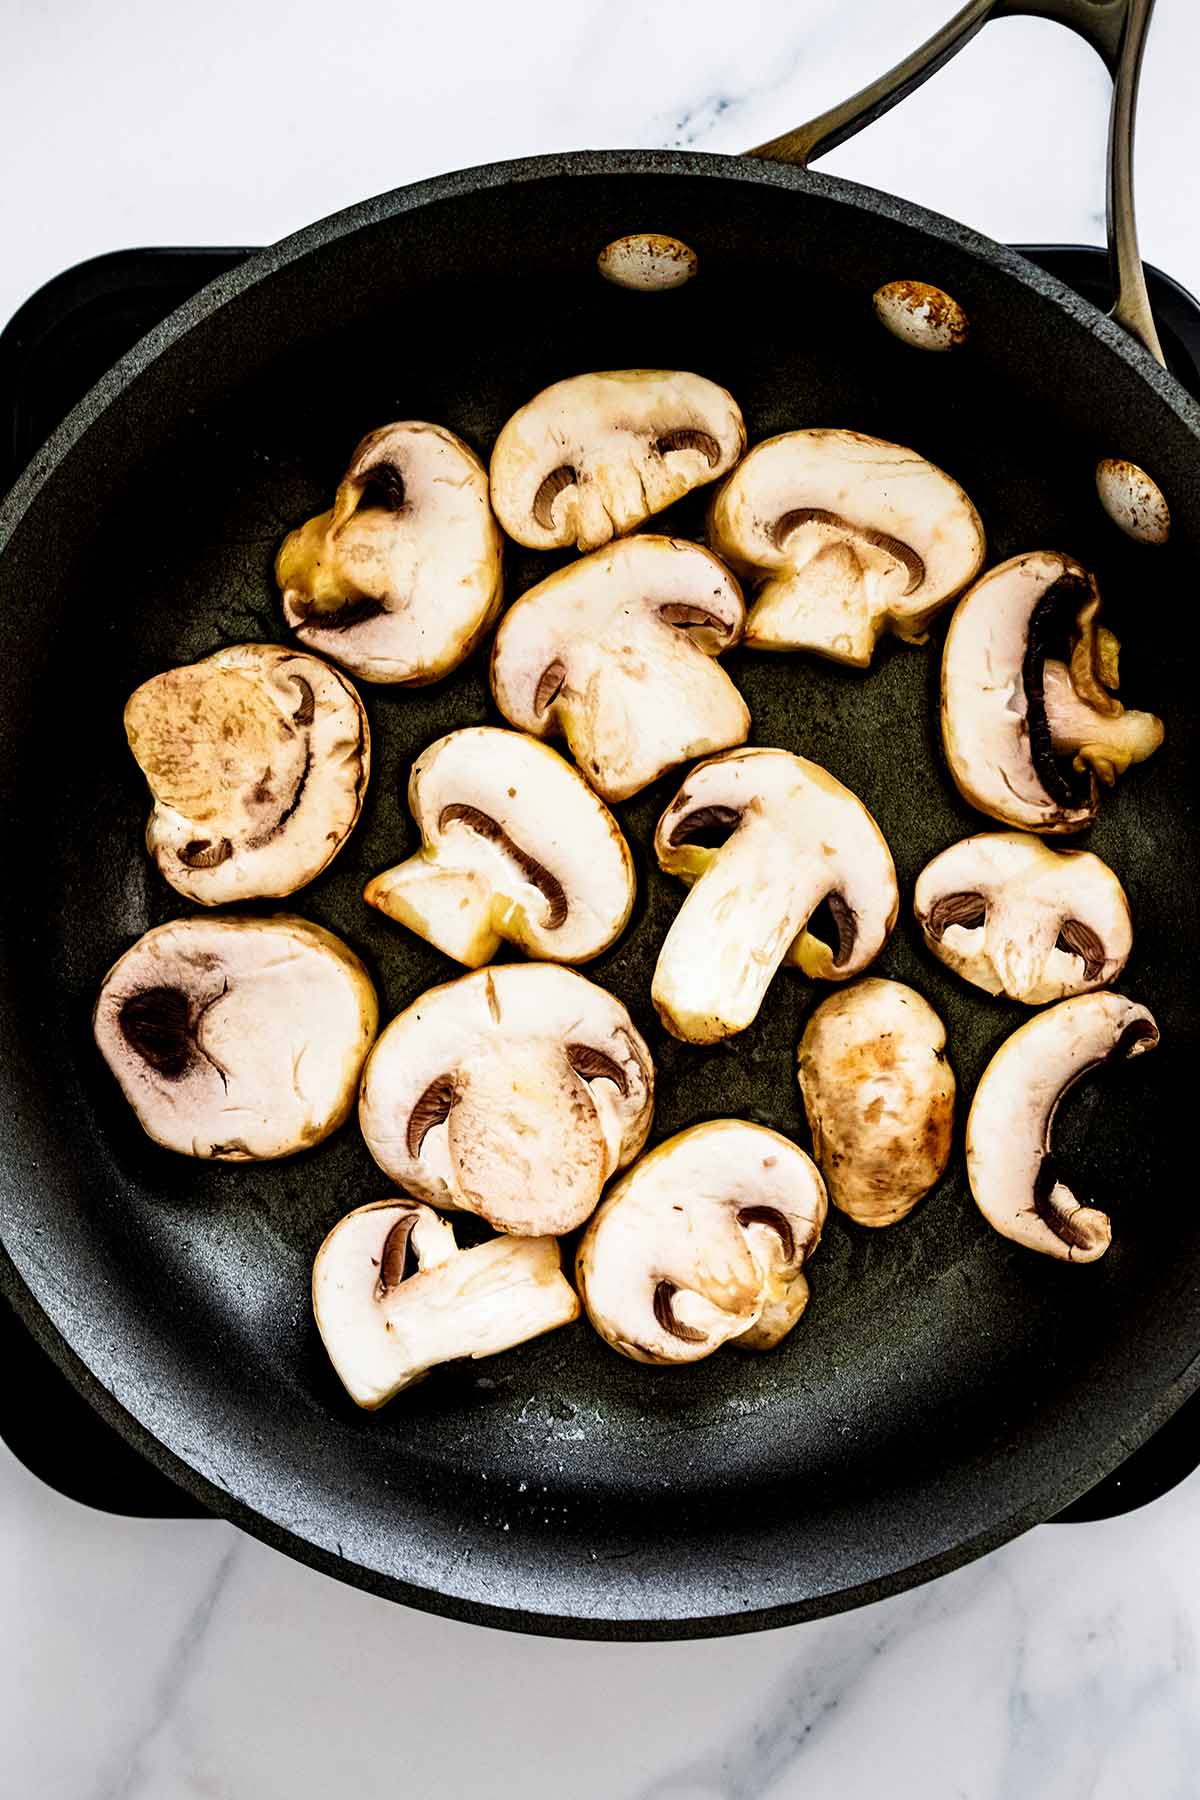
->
<box><xmin>358</xmin><ymin>963</ymin><xmax>654</xmax><ymax>1235</ymax></box>
<box><xmin>489</xmin><ymin>535</ymin><xmax>750</xmax><ymax>802</ymax></box>
<box><xmin>125</xmin><ymin>643</ymin><xmax>369</xmax><ymax>905</ymax></box>
<box><xmin>489</xmin><ymin>370</ymin><xmax>746</xmax><ymax>553</ymax></box>
<box><xmin>576</xmin><ymin>1120</ymin><xmax>827</xmax><ymax>1365</ymax></box>
<box><xmin>797</xmin><ymin>978</ymin><xmax>955</xmax><ymax>1228</ymax></box>
<box><xmin>276</xmin><ymin>421</ymin><xmax>503</xmax><ymax>685</ymax></box>
<box><xmin>363</xmin><ymin>727</ymin><xmax>635</xmax><ymax>966</ymax></box>
<box><xmin>651</xmin><ymin>748</ymin><xmax>899</xmax><ymax>1044</ymax></box>
<box><xmin>313</xmin><ymin>1199</ymin><xmax>579</xmax><ymax>1410</ymax></box>
<box><xmin>940</xmin><ymin>551</ymin><xmax>1163</xmax><ymax>834</ymax></box>
<box><xmin>965</xmin><ymin>991</ymin><xmax>1159</xmax><ymax>1262</ymax></box>
<box><xmin>94</xmin><ymin>914</ymin><xmax>378</xmax><ymax>1159</ymax></box>
<box><xmin>914</xmin><ymin>831</ymin><xmax>1133</xmax><ymax>1004</ymax></box>
<box><xmin>707</xmin><ymin>430</ymin><xmax>985</xmax><ymax>667</ymax></box>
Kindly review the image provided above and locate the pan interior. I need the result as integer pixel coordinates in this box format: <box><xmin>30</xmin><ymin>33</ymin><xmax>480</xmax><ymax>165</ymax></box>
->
<box><xmin>0</xmin><ymin>160</ymin><xmax>1196</xmax><ymax>1635</ymax></box>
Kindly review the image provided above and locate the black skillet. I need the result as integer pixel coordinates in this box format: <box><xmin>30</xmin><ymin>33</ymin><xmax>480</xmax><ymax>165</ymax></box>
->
<box><xmin>0</xmin><ymin>0</ymin><xmax>1196</xmax><ymax>1639</ymax></box>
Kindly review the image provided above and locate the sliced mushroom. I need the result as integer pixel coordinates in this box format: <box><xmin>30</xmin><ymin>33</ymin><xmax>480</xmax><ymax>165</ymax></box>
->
<box><xmin>914</xmin><ymin>831</ymin><xmax>1132</xmax><ymax>1004</ymax></box>
<box><xmin>965</xmin><ymin>991</ymin><xmax>1159</xmax><ymax>1261</ymax></box>
<box><xmin>489</xmin><ymin>370</ymin><xmax>745</xmax><ymax>553</ymax></box>
<box><xmin>941</xmin><ymin>552</ymin><xmax>1164</xmax><ymax>833</ymax></box>
<box><xmin>125</xmin><ymin>644</ymin><xmax>369</xmax><ymax>905</ymax></box>
<box><xmin>358</xmin><ymin>964</ymin><xmax>654</xmax><ymax>1235</ymax></box>
<box><xmin>363</xmin><ymin>727</ymin><xmax>635</xmax><ymax>965</ymax></box>
<box><xmin>489</xmin><ymin>536</ymin><xmax>750</xmax><ymax>802</ymax></box>
<box><xmin>276</xmin><ymin>421</ymin><xmax>503</xmax><ymax>685</ymax></box>
<box><xmin>94</xmin><ymin>915</ymin><xmax>378</xmax><ymax>1158</ymax></box>
<box><xmin>707</xmin><ymin>430</ymin><xmax>985</xmax><ymax>667</ymax></box>
<box><xmin>651</xmin><ymin>748</ymin><xmax>898</xmax><ymax>1044</ymax></box>
<box><xmin>576</xmin><ymin>1121</ymin><xmax>827</xmax><ymax>1364</ymax></box>
<box><xmin>313</xmin><ymin>1199</ymin><xmax>579</xmax><ymax>1409</ymax></box>
<box><xmin>797</xmin><ymin>979</ymin><xmax>955</xmax><ymax>1228</ymax></box>
<box><xmin>872</xmin><ymin>280</ymin><xmax>970</xmax><ymax>352</ymax></box>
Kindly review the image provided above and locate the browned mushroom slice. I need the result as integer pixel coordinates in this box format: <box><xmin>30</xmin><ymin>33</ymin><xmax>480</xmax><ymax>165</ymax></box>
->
<box><xmin>708</xmin><ymin>429</ymin><xmax>984</xmax><ymax>667</ymax></box>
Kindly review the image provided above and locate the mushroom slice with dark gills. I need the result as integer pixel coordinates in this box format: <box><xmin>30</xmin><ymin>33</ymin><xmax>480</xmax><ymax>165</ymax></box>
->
<box><xmin>276</xmin><ymin>421</ymin><xmax>503</xmax><ymax>685</ymax></box>
<box><xmin>124</xmin><ymin>643</ymin><xmax>368</xmax><ymax>905</ymax></box>
<box><xmin>94</xmin><ymin>915</ymin><xmax>378</xmax><ymax>1159</ymax></box>
<box><xmin>651</xmin><ymin>748</ymin><xmax>898</xmax><ymax>1044</ymax></box>
<box><xmin>707</xmin><ymin>429</ymin><xmax>985</xmax><ymax>667</ymax></box>
<box><xmin>966</xmin><ymin>991</ymin><xmax>1159</xmax><ymax>1261</ymax></box>
<box><xmin>797</xmin><ymin>979</ymin><xmax>955</xmax><ymax>1228</ymax></box>
<box><xmin>358</xmin><ymin>964</ymin><xmax>654</xmax><ymax>1236</ymax></box>
<box><xmin>312</xmin><ymin>1199</ymin><xmax>579</xmax><ymax>1409</ymax></box>
<box><xmin>914</xmin><ymin>831</ymin><xmax>1132</xmax><ymax>1004</ymax></box>
<box><xmin>941</xmin><ymin>552</ymin><xmax>1163</xmax><ymax>834</ymax></box>
<box><xmin>489</xmin><ymin>370</ymin><xmax>745</xmax><ymax>553</ymax></box>
<box><xmin>489</xmin><ymin>535</ymin><xmax>750</xmax><ymax>802</ymax></box>
<box><xmin>363</xmin><ymin>728</ymin><xmax>635</xmax><ymax>966</ymax></box>
<box><xmin>576</xmin><ymin>1121</ymin><xmax>827</xmax><ymax>1364</ymax></box>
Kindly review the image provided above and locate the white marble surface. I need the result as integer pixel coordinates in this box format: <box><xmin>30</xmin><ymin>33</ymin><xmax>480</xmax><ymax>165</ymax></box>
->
<box><xmin>4</xmin><ymin>1</ymin><xmax>1200</xmax><ymax>1794</ymax></box>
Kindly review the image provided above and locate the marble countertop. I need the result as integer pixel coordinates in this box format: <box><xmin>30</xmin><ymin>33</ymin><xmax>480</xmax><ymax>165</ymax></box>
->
<box><xmin>3</xmin><ymin>1</ymin><xmax>1200</xmax><ymax>1794</ymax></box>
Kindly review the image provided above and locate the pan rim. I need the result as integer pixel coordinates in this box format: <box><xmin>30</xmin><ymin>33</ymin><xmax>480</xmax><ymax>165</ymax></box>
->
<box><xmin>1</xmin><ymin>146</ymin><xmax>1198</xmax><ymax>1638</ymax></box>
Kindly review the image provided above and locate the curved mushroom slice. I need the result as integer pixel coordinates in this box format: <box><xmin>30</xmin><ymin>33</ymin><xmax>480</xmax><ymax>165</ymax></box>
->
<box><xmin>966</xmin><ymin>992</ymin><xmax>1159</xmax><ymax>1261</ymax></box>
<box><xmin>125</xmin><ymin>644</ymin><xmax>369</xmax><ymax>905</ymax></box>
<box><xmin>364</xmin><ymin>728</ymin><xmax>634</xmax><ymax>966</ymax></box>
<box><xmin>313</xmin><ymin>1199</ymin><xmax>579</xmax><ymax>1409</ymax></box>
<box><xmin>276</xmin><ymin>421</ymin><xmax>503</xmax><ymax>685</ymax></box>
<box><xmin>490</xmin><ymin>536</ymin><xmax>750</xmax><ymax>802</ymax></box>
<box><xmin>489</xmin><ymin>370</ymin><xmax>745</xmax><ymax>553</ymax></box>
<box><xmin>577</xmin><ymin>1121</ymin><xmax>827</xmax><ymax>1365</ymax></box>
<box><xmin>359</xmin><ymin>964</ymin><xmax>654</xmax><ymax>1235</ymax></box>
<box><xmin>707</xmin><ymin>430</ymin><xmax>985</xmax><ymax>667</ymax></box>
<box><xmin>797</xmin><ymin>979</ymin><xmax>955</xmax><ymax>1228</ymax></box>
<box><xmin>914</xmin><ymin>831</ymin><xmax>1132</xmax><ymax>1004</ymax></box>
<box><xmin>941</xmin><ymin>552</ymin><xmax>1163</xmax><ymax>834</ymax></box>
<box><xmin>651</xmin><ymin>748</ymin><xmax>898</xmax><ymax>1044</ymax></box>
<box><xmin>94</xmin><ymin>915</ymin><xmax>378</xmax><ymax>1159</ymax></box>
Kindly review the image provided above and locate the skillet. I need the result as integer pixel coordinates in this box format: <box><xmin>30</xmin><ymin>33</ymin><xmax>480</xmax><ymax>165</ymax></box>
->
<box><xmin>0</xmin><ymin>0</ymin><xmax>1197</xmax><ymax>1638</ymax></box>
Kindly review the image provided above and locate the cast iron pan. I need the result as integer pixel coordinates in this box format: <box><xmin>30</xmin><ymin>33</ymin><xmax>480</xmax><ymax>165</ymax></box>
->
<box><xmin>0</xmin><ymin>5</ymin><xmax>1197</xmax><ymax>1638</ymax></box>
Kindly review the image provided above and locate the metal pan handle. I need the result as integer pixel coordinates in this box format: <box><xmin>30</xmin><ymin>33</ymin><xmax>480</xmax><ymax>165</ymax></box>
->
<box><xmin>747</xmin><ymin>0</ymin><xmax>1164</xmax><ymax>365</ymax></box>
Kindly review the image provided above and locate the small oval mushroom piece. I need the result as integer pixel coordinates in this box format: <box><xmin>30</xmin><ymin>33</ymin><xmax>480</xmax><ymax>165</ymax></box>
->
<box><xmin>490</xmin><ymin>536</ymin><xmax>750</xmax><ymax>802</ymax></box>
<box><xmin>313</xmin><ymin>1199</ymin><xmax>580</xmax><ymax>1410</ymax></box>
<box><xmin>363</xmin><ymin>727</ymin><xmax>635</xmax><ymax>966</ymax></box>
<box><xmin>651</xmin><ymin>748</ymin><xmax>898</xmax><ymax>1044</ymax></box>
<box><xmin>359</xmin><ymin>964</ymin><xmax>654</xmax><ymax>1236</ymax></box>
<box><xmin>797</xmin><ymin>979</ymin><xmax>955</xmax><ymax>1228</ymax></box>
<box><xmin>941</xmin><ymin>551</ymin><xmax>1163</xmax><ymax>834</ymax></box>
<box><xmin>597</xmin><ymin>234</ymin><xmax>698</xmax><ymax>292</ymax></box>
<box><xmin>914</xmin><ymin>831</ymin><xmax>1132</xmax><ymax>1004</ymax></box>
<box><xmin>872</xmin><ymin>279</ymin><xmax>970</xmax><ymax>352</ymax></box>
<box><xmin>276</xmin><ymin>421</ymin><xmax>503</xmax><ymax>685</ymax></box>
<box><xmin>94</xmin><ymin>915</ymin><xmax>378</xmax><ymax>1159</ymax></box>
<box><xmin>577</xmin><ymin>1121</ymin><xmax>827</xmax><ymax>1364</ymax></box>
<box><xmin>707</xmin><ymin>430</ymin><xmax>985</xmax><ymax>667</ymax></box>
<box><xmin>489</xmin><ymin>370</ymin><xmax>745</xmax><ymax>553</ymax></box>
<box><xmin>966</xmin><ymin>991</ymin><xmax>1159</xmax><ymax>1261</ymax></box>
<box><xmin>125</xmin><ymin>643</ymin><xmax>369</xmax><ymax>905</ymax></box>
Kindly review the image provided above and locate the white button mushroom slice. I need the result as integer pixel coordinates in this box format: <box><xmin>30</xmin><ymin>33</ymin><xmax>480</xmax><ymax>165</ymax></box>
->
<box><xmin>312</xmin><ymin>1200</ymin><xmax>579</xmax><ymax>1410</ymax></box>
<box><xmin>576</xmin><ymin>1121</ymin><xmax>827</xmax><ymax>1365</ymax></box>
<box><xmin>872</xmin><ymin>280</ymin><xmax>970</xmax><ymax>352</ymax></box>
<box><xmin>965</xmin><ymin>992</ymin><xmax>1159</xmax><ymax>1262</ymax></box>
<box><xmin>275</xmin><ymin>421</ymin><xmax>503</xmax><ymax>685</ymax></box>
<box><xmin>651</xmin><ymin>748</ymin><xmax>898</xmax><ymax>1044</ymax></box>
<box><xmin>125</xmin><ymin>643</ymin><xmax>369</xmax><ymax>905</ymax></box>
<box><xmin>1095</xmin><ymin>457</ymin><xmax>1171</xmax><ymax>546</ymax></box>
<box><xmin>93</xmin><ymin>915</ymin><xmax>378</xmax><ymax>1159</ymax></box>
<box><xmin>358</xmin><ymin>964</ymin><xmax>654</xmax><ymax>1236</ymax></box>
<box><xmin>941</xmin><ymin>551</ymin><xmax>1163</xmax><ymax>834</ymax></box>
<box><xmin>707</xmin><ymin>430</ymin><xmax>985</xmax><ymax>667</ymax></box>
<box><xmin>489</xmin><ymin>536</ymin><xmax>750</xmax><ymax>802</ymax></box>
<box><xmin>914</xmin><ymin>831</ymin><xmax>1133</xmax><ymax>1004</ymax></box>
<box><xmin>797</xmin><ymin>979</ymin><xmax>955</xmax><ymax>1229</ymax></box>
<box><xmin>363</xmin><ymin>728</ymin><xmax>635</xmax><ymax>966</ymax></box>
<box><xmin>597</xmin><ymin>234</ymin><xmax>699</xmax><ymax>292</ymax></box>
<box><xmin>489</xmin><ymin>370</ymin><xmax>745</xmax><ymax>553</ymax></box>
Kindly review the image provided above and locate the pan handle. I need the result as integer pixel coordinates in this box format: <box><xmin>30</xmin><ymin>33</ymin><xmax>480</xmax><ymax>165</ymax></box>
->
<box><xmin>746</xmin><ymin>0</ymin><xmax>1164</xmax><ymax>365</ymax></box>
